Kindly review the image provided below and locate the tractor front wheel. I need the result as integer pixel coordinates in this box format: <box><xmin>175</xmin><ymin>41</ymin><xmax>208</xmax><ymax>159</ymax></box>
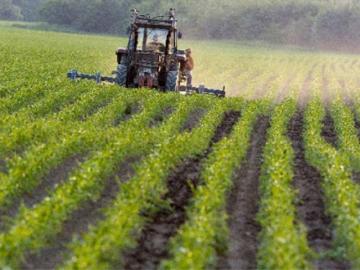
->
<box><xmin>116</xmin><ymin>64</ymin><xmax>127</xmax><ymax>86</ymax></box>
<box><xmin>165</xmin><ymin>70</ymin><xmax>178</xmax><ymax>91</ymax></box>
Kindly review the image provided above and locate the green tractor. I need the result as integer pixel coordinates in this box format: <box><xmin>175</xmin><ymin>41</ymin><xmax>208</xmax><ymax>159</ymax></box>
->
<box><xmin>68</xmin><ymin>8</ymin><xmax>225</xmax><ymax>97</ymax></box>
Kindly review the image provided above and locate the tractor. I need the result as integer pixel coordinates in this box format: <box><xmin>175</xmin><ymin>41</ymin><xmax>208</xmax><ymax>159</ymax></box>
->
<box><xmin>67</xmin><ymin>8</ymin><xmax>225</xmax><ymax>97</ymax></box>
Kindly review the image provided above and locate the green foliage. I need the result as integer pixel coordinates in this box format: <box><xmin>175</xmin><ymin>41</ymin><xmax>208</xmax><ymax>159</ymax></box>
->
<box><xmin>256</xmin><ymin>100</ymin><xmax>310</xmax><ymax>270</ymax></box>
<box><xmin>161</xmin><ymin>100</ymin><xmax>269</xmax><ymax>269</ymax></box>
<box><xmin>304</xmin><ymin>98</ymin><xmax>360</xmax><ymax>268</ymax></box>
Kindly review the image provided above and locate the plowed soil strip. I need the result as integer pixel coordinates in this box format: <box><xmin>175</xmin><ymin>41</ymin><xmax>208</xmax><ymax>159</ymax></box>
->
<box><xmin>149</xmin><ymin>107</ymin><xmax>174</xmax><ymax>127</ymax></box>
<box><xmin>216</xmin><ymin>116</ymin><xmax>269</xmax><ymax>270</ymax></box>
<box><xmin>321</xmin><ymin>112</ymin><xmax>337</xmax><ymax>148</ymax></box>
<box><xmin>288</xmin><ymin>111</ymin><xmax>349</xmax><ymax>270</ymax></box>
<box><xmin>114</xmin><ymin>103</ymin><xmax>141</xmax><ymax>125</ymax></box>
<box><xmin>21</xmin><ymin>157</ymin><xmax>139</xmax><ymax>270</ymax></box>
<box><xmin>180</xmin><ymin>108</ymin><xmax>206</xmax><ymax>132</ymax></box>
<box><xmin>122</xmin><ymin>111</ymin><xmax>241</xmax><ymax>270</ymax></box>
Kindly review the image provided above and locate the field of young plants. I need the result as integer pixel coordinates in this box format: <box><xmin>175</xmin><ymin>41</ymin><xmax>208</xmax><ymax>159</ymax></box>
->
<box><xmin>2</xmin><ymin>23</ymin><xmax>360</xmax><ymax>270</ymax></box>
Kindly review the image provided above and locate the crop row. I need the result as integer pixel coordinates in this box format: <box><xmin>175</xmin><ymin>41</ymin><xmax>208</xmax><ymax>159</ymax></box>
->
<box><xmin>304</xmin><ymin>98</ymin><xmax>360</xmax><ymax>268</ymax></box>
<box><xmin>161</xmin><ymin>100</ymin><xmax>268</xmax><ymax>269</ymax></box>
<box><xmin>330</xmin><ymin>99</ymin><xmax>360</xmax><ymax>171</ymax></box>
<box><xmin>0</xmin><ymin>93</ymin><xmax>215</xmax><ymax>268</ymax></box>
<box><xmin>61</xmin><ymin>98</ymin><xmax>237</xmax><ymax>269</ymax></box>
<box><xmin>256</xmin><ymin>100</ymin><xmax>310</xmax><ymax>269</ymax></box>
<box><xmin>0</xmin><ymin>93</ymin><xmax>180</xmax><ymax>209</ymax></box>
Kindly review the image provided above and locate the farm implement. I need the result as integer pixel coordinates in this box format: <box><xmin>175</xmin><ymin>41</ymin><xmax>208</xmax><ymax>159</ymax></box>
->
<box><xmin>67</xmin><ymin>8</ymin><xmax>226</xmax><ymax>97</ymax></box>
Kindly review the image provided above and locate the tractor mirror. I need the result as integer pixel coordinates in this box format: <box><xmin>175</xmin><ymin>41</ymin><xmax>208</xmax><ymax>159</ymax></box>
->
<box><xmin>177</xmin><ymin>32</ymin><xmax>183</xmax><ymax>39</ymax></box>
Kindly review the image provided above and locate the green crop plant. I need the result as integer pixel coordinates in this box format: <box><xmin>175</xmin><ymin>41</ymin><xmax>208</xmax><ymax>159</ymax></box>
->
<box><xmin>161</xmin><ymin>100</ymin><xmax>269</xmax><ymax>269</ymax></box>
<box><xmin>256</xmin><ymin>100</ymin><xmax>310</xmax><ymax>270</ymax></box>
<box><xmin>304</xmin><ymin>98</ymin><xmax>360</xmax><ymax>268</ymax></box>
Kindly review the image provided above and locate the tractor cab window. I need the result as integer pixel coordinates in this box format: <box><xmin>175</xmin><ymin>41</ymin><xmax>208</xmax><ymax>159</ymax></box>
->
<box><xmin>136</xmin><ymin>27</ymin><xmax>168</xmax><ymax>53</ymax></box>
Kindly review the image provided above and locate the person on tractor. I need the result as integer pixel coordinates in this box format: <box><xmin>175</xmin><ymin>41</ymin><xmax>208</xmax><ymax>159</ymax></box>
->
<box><xmin>147</xmin><ymin>33</ymin><xmax>165</xmax><ymax>52</ymax></box>
<box><xmin>180</xmin><ymin>48</ymin><xmax>194</xmax><ymax>88</ymax></box>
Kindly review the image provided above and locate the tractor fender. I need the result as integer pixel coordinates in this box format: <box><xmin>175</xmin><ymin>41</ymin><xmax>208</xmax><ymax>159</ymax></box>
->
<box><xmin>116</xmin><ymin>48</ymin><xmax>128</xmax><ymax>64</ymax></box>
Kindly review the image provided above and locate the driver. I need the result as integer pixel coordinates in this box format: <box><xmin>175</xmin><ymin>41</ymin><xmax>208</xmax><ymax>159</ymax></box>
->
<box><xmin>147</xmin><ymin>33</ymin><xmax>165</xmax><ymax>52</ymax></box>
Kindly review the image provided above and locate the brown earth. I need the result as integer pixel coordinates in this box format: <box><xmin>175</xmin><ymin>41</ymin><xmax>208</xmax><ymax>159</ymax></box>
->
<box><xmin>321</xmin><ymin>112</ymin><xmax>338</xmax><ymax>147</ymax></box>
<box><xmin>216</xmin><ymin>116</ymin><xmax>269</xmax><ymax>270</ymax></box>
<box><xmin>180</xmin><ymin>108</ymin><xmax>206</xmax><ymax>132</ymax></box>
<box><xmin>288</xmin><ymin>111</ymin><xmax>349</xmax><ymax>270</ymax></box>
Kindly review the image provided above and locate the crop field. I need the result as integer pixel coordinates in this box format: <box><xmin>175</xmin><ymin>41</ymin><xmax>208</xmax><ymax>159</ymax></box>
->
<box><xmin>2</xmin><ymin>24</ymin><xmax>360</xmax><ymax>270</ymax></box>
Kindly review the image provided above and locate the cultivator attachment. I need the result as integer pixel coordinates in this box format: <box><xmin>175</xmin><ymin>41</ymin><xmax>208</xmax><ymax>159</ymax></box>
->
<box><xmin>67</xmin><ymin>69</ymin><xmax>226</xmax><ymax>97</ymax></box>
<box><xmin>67</xmin><ymin>70</ymin><xmax>116</xmax><ymax>84</ymax></box>
<box><xmin>178</xmin><ymin>85</ymin><xmax>226</xmax><ymax>97</ymax></box>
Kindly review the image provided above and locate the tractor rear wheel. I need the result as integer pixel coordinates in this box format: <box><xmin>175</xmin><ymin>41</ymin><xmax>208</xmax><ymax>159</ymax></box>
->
<box><xmin>165</xmin><ymin>70</ymin><xmax>178</xmax><ymax>91</ymax></box>
<box><xmin>116</xmin><ymin>64</ymin><xmax>127</xmax><ymax>86</ymax></box>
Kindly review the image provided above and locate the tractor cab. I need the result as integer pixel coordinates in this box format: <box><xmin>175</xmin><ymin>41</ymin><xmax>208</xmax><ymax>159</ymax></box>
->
<box><xmin>136</xmin><ymin>28</ymin><xmax>168</xmax><ymax>53</ymax></box>
<box><xmin>115</xmin><ymin>8</ymin><xmax>185</xmax><ymax>89</ymax></box>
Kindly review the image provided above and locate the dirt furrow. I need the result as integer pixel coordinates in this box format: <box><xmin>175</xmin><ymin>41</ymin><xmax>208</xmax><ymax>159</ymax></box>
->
<box><xmin>149</xmin><ymin>106</ymin><xmax>174</xmax><ymax>127</ymax></box>
<box><xmin>114</xmin><ymin>102</ymin><xmax>141</xmax><ymax>125</ymax></box>
<box><xmin>321</xmin><ymin>112</ymin><xmax>337</xmax><ymax>148</ymax></box>
<box><xmin>288</xmin><ymin>111</ymin><xmax>349</xmax><ymax>270</ymax></box>
<box><xmin>180</xmin><ymin>108</ymin><xmax>206</xmax><ymax>132</ymax></box>
<box><xmin>21</xmin><ymin>157</ymin><xmax>139</xmax><ymax>270</ymax></box>
<box><xmin>122</xmin><ymin>111</ymin><xmax>241</xmax><ymax>270</ymax></box>
<box><xmin>216</xmin><ymin>116</ymin><xmax>269</xmax><ymax>270</ymax></box>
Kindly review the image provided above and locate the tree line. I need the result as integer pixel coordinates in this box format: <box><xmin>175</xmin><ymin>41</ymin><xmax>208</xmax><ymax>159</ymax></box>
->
<box><xmin>2</xmin><ymin>0</ymin><xmax>360</xmax><ymax>50</ymax></box>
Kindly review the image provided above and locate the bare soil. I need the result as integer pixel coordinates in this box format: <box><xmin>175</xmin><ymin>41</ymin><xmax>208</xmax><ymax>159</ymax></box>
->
<box><xmin>21</xmin><ymin>157</ymin><xmax>139</xmax><ymax>270</ymax></box>
<box><xmin>216</xmin><ymin>116</ymin><xmax>269</xmax><ymax>270</ymax></box>
<box><xmin>79</xmin><ymin>99</ymin><xmax>114</xmax><ymax>121</ymax></box>
<box><xmin>321</xmin><ymin>112</ymin><xmax>338</xmax><ymax>147</ymax></box>
<box><xmin>180</xmin><ymin>108</ymin><xmax>206</xmax><ymax>132</ymax></box>
<box><xmin>149</xmin><ymin>106</ymin><xmax>174</xmax><ymax>127</ymax></box>
<box><xmin>122</xmin><ymin>111</ymin><xmax>241</xmax><ymax>270</ymax></box>
<box><xmin>288</xmin><ymin>111</ymin><xmax>349</xmax><ymax>270</ymax></box>
<box><xmin>114</xmin><ymin>102</ymin><xmax>141</xmax><ymax>125</ymax></box>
